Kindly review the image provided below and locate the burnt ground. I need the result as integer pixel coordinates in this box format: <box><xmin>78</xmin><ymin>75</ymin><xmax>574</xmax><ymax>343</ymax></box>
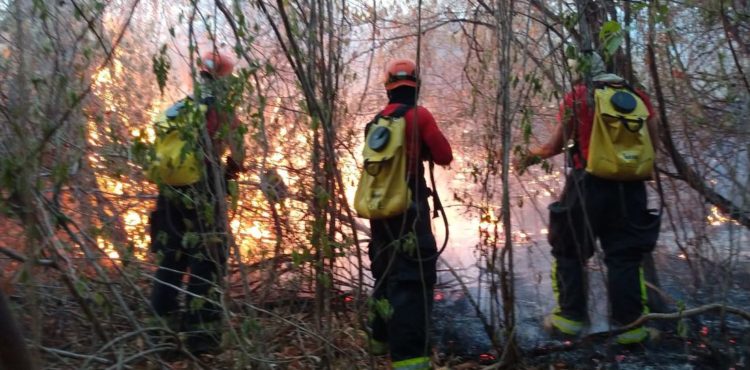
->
<box><xmin>431</xmin><ymin>249</ymin><xmax>750</xmax><ymax>369</ymax></box>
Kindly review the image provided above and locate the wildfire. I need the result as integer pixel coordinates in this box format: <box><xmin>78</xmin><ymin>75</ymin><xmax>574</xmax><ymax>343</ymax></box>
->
<box><xmin>84</xmin><ymin>54</ymin><xmax>345</xmax><ymax>269</ymax></box>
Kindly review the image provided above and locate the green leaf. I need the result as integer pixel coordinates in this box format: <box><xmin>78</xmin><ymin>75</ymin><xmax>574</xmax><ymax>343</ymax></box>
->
<box><xmin>677</xmin><ymin>318</ymin><xmax>688</xmax><ymax>338</ymax></box>
<box><xmin>599</xmin><ymin>20</ymin><xmax>623</xmax><ymax>59</ymax></box>
<box><xmin>400</xmin><ymin>232</ymin><xmax>417</xmax><ymax>255</ymax></box>
<box><xmin>93</xmin><ymin>292</ymin><xmax>106</xmax><ymax>306</ymax></box>
<box><xmin>152</xmin><ymin>45</ymin><xmax>171</xmax><ymax>96</ymax></box>
<box><xmin>373</xmin><ymin>298</ymin><xmax>393</xmax><ymax>321</ymax></box>
<box><xmin>317</xmin><ymin>273</ymin><xmax>331</xmax><ymax>288</ymax></box>
<box><xmin>565</xmin><ymin>44</ymin><xmax>577</xmax><ymax>59</ymax></box>
<box><xmin>190</xmin><ymin>296</ymin><xmax>206</xmax><ymax>312</ymax></box>
<box><xmin>74</xmin><ymin>279</ymin><xmax>88</xmax><ymax>296</ymax></box>
<box><xmin>599</xmin><ymin>20</ymin><xmax>621</xmax><ymax>39</ymax></box>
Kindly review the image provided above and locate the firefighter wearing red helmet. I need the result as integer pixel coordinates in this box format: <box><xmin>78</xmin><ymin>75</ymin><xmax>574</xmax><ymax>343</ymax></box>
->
<box><xmin>147</xmin><ymin>49</ymin><xmax>244</xmax><ymax>357</ymax></box>
<box><xmin>384</xmin><ymin>58</ymin><xmax>419</xmax><ymax>90</ymax></box>
<box><xmin>199</xmin><ymin>51</ymin><xmax>234</xmax><ymax>79</ymax></box>
<box><xmin>366</xmin><ymin>58</ymin><xmax>453</xmax><ymax>370</ymax></box>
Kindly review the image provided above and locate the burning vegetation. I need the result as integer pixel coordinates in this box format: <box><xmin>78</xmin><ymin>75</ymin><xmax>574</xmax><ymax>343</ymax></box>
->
<box><xmin>0</xmin><ymin>1</ymin><xmax>749</xmax><ymax>369</ymax></box>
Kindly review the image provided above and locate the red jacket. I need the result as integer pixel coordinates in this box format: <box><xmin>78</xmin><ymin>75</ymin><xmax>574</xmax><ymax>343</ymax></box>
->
<box><xmin>379</xmin><ymin>103</ymin><xmax>452</xmax><ymax>199</ymax></box>
<box><xmin>560</xmin><ymin>84</ymin><xmax>655</xmax><ymax>169</ymax></box>
<box><xmin>380</xmin><ymin>104</ymin><xmax>453</xmax><ymax>168</ymax></box>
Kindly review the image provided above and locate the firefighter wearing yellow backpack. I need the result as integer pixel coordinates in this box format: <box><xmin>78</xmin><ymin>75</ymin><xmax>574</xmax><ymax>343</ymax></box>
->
<box><xmin>516</xmin><ymin>52</ymin><xmax>661</xmax><ymax>346</ymax></box>
<box><xmin>145</xmin><ymin>51</ymin><xmax>245</xmax><ymax>357</ymax></box>
<box><xmin>355</xmin><ymin>59</ymin><xmax>453</xmax><ymax>370</ymax></box>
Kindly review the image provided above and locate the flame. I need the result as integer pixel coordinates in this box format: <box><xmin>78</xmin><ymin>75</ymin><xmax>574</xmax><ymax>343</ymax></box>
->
<box><xmin>97</xmin><ymin>236</ymin><xmax>120</xmax><ymax>260</ymax></box>
<box><xmin>707</xmin><ymin>206</ymin><xmax>737</xmax><ymax>226</ymax></box>
<box><xmin>84</xmin><ymin>55</ymin><xmax>344</xmax><ymax>268</ymax></box>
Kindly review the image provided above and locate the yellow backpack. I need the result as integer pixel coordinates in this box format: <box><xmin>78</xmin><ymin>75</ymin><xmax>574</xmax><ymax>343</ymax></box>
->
<box><xmin>147</xmin><ymin>99</ymin><xmax>208</xmax><ymax>186</ymax></box>
<box><xmin>354</xmin><ymin>105</ymin><xmax>412</xmax><ymax>219</ymax></box>
<box><xmin>586</xmin><ymin>85</ymin><xmax>654</xmax><ymax>181</ymax></box>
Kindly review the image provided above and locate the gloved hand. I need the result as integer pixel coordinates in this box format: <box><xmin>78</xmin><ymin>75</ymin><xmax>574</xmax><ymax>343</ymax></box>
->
<box><xmin>225</xmin><ymin>156</ymin><xmax>245</xmax><ymax>180</ymax></box>
<box><xmin>513</xmin><ymin>148</ymin><xmax>542</xmax><ymax>175</ymax></box>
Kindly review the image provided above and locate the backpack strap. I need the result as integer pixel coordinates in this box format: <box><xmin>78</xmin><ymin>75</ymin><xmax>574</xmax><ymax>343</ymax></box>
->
<box><xmin>388</xmin><ymin>104</ymin><xmax>413</xmax><ymax>118</ymax></box>
<box><xmin>365</xmin><ymin>104</ymin><xmax>414</xmax><ymax>138</ymax></box>
<box><xmin>364</xmin><ymin>114</ymin><xmax>380</xmax><ymax>139</ymax></box>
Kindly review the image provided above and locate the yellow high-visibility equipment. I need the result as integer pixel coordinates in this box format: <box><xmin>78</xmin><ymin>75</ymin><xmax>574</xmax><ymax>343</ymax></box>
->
<box><xmin>586</xmin><ymin>85</ymin><xmax>654</xmax><ymax>181</ymax></box>
<box><xmin>354</xmin><ymin>105</ymin><xmax>412</xmax><ymax>219</ymax></box>
<box><xmin>147</xmin><ymin>100</ymin><xmax>207</xmax><ymax>186</ymax></box>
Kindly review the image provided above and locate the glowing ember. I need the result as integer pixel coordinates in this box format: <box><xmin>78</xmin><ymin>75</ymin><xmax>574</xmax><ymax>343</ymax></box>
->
<box><xmin>479</xmin><ymin>353</ymin><xmax>496</xmax><ymax>361</ymax></box>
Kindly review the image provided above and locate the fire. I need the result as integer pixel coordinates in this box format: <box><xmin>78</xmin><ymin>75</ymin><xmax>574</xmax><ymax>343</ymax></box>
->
<box><xmin>84</xmin><ymin>53</ymin><xmax>338</xmax><ymax>269</ymax></box>
<box><xmin>97</xmin><ymin>236</ymin><xmax>120</xmax><ymax>260</ymax></box>
<box><xmin>707</xmin><ymin>206</ymin><xmax>738</xmax><ymax>226</ymax></box>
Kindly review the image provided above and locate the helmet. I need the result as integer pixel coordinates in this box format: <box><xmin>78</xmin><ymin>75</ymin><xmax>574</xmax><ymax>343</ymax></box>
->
<box><xmin>384</xmin><ymin>59</ymin><xmax>419</xmax><ymax>90</ymax></box>
<box><xmin>567</xmin><ymin>52</ymin><xmax>606</xmax><ymax>77</ymax></box>
<box><xmin>199</xmin><ymin>51</ymin><xmax>234</xmax><ymax>78</ymax></box>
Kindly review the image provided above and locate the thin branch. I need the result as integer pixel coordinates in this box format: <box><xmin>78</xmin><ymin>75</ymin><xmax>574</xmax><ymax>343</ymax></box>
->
<box><xmin>0</xmin><ymin>246</ymin><xmax>57</xmax><ymax>268</ymax></box>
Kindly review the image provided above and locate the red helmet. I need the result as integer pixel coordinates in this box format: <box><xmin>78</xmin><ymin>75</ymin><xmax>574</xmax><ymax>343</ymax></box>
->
<box><xmin>199</xmin><ymin>51</ymin><xmax>234</xmax><ymax>78</ymax></box>
<box><xmin>384</xmin><ymin>59</ymin><xmax>419</xmax><ymax>90</ymax></box>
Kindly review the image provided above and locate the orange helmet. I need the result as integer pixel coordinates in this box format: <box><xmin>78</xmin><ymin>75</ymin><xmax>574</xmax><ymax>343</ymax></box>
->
<box><xmin>199</xmin><ymin>51</ymin><xmax>234</xmax><ymax>78</ymax></box>
<box><xmin>384</xmin><ymin>59</ymin><xmax>419</xmax><ymax>90</ymax></box>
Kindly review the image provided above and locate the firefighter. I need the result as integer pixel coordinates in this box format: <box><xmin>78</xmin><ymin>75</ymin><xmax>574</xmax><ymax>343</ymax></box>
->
<box><xmin>148</xmin><ymin>51</ymin><xmax>244</xmax><ymax>356</ymax></box>
<box><xmin>516</xmin><ymin>52</ymin><xmax>661</xmax><ymax>345</ymax></box>
<box><xmin>367</xmin><ymin>59</ymin><xmax>453</xmax><ymax>369</ymax></box>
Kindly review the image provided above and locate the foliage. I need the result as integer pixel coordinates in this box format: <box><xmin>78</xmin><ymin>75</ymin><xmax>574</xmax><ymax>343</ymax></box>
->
<box><xmin>0</xmin><ymin>0</ymin><xmax>748</xmax><ymax>368</ymax></box>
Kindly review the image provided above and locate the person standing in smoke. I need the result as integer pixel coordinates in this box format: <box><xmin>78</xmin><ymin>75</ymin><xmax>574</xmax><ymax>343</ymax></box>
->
<box><xmin>366</xmin><ymin>58</ymin><xmax>453</xmax><ymax>370</ymax></box>
<box><xmin>517</xmin><ymin>52</ymin><xmax>661</xmax><ymax>345</ymax></box>
<box><xmin>147</xmin><ymin>51</ymin><xmax>245</xmax><ymax>356</ymax></box>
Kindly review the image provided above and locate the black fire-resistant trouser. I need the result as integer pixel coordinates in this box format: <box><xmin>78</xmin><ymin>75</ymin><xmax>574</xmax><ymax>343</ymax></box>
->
<box><xmin>149</xmin><ymin>185</ymin><xmax>227</xmax><ymax>347</ymax></box>
<box><xmin>548</xmin><ymin>170</ymin><xmax>660</xmax><ymax>327</ymax></box>
<box><xmin>368</xmin><ymin>199</ymin><xmax>438</xmax><ymax>362</ymax></box>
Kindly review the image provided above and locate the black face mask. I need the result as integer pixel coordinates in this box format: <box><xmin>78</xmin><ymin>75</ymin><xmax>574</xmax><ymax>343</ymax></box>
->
<box><xmin>387</xmin><ymin>85</ymin><xmax>419</xmax><ymax>106</ymax></box>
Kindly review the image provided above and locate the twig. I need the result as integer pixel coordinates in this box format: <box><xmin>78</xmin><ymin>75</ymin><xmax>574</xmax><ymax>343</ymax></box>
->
<box><xmin>37</xmin><ymin>345</ymin><xmax>111</xmax><ymax>365</ymax></box>
<box><xmin>82</xmin><ymin>327</ymin><xmax>180</xmax><ymax>369</ymax></box>
<box><xmin>614</xmin><ymin>303</ymin><xmax>750</xmax><ymax>333</ymax></box>
<box><xmin>103</xmin><ymin>347</ymin><xmax>199</xmax><ymax>370</ymax></box>
<box><xmin>522</xmin><ymin>303</ymin><xmax>750</xmax><ymax>359</ymax></box>
<box><xmin>0</xmin><ymin>246</ymin><xmax>57</xmax><ymax>267</ymax></box>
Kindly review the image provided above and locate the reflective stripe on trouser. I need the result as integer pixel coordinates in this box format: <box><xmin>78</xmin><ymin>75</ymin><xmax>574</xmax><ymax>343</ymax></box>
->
<box><xmin>616</xmin><ymin>326</ymin><xmax>648</xmax><ymax>344</ymax></box>
<box><xmin>393</xmin><ymin>356</ymin><xmax>431</xmax><ymax>370</ymax></box>
<box><xmin>615</xmin><ymin>267</ymin><xmax>650</xmax><ymax>344</ymax></box>
<box><xmin>149</xmin><ymin>191</ymin><xmax>227</xmax><ymax>337</ymax></box>
<box><xmin>549</xmin><ymin>258</ymin><xmax>585</xmax><ymax>335</ymax></box>
<box><xmin>368</xmin><ymin>200</ymin><xmax>437</xmax><ymax>362</ymax></box>
<box><xmin>368</xmin><ymin>338</ymin><xmax>388</xmax><ymax>356</ymax></box>
<box><xmin>548</xmin><ymin>313</ymin><xmax>584</xmax><ymax>335</ymax></box>
<box><xmin>547</xmin><ymin>171</ymin><xmax>658</xmax><ymax>329</ymax></box>
<box><xmin>550</xmin><ymin>257</ymin><xmax>587</xmax><ymax>323</ymax></box>
<box><xmin>639</xmin><ymin>266</ymin><xmax>649</xmax><ymax>315</ymax></box>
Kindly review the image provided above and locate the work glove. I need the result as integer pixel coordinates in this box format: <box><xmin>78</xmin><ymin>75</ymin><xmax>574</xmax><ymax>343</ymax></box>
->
<box><xmin>513</xmin><ymin>147</ymin><xmax>542</xmax><ymax>175</ymax></box>
<box><xmin>225</xmin><ymin>156</ymin><xmax>245</xmax><ymax>180</ymax></box>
